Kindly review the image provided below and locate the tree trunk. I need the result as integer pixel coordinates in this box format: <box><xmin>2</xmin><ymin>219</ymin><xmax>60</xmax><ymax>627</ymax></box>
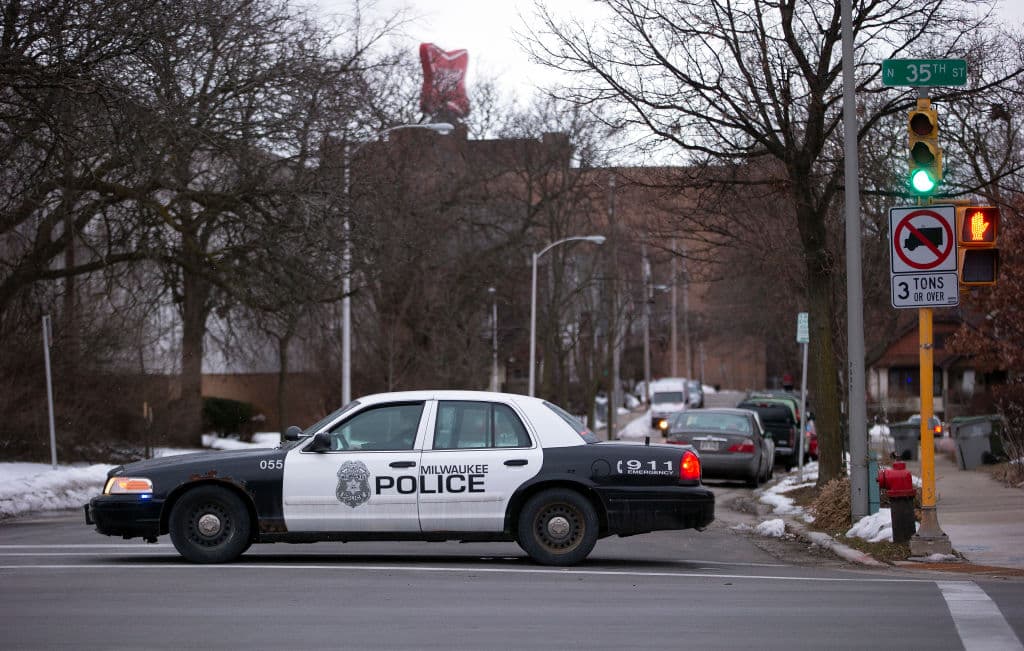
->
<box><xmin>794</xmin><ymin>184</ymin><xmax>844</xmax><ymax>486</ymax></box>
<box><xmin>176</xmin><ymin>267</ymin><xmax>211</xmax><ymax>447</ymax></box>
<box><xmin>276</xmin><ymin>331</ymin><xmax>293</xmax><ymax>439</ymax></box>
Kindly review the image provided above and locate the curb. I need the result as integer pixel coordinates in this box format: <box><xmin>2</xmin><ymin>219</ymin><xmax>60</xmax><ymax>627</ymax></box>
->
<box><xmin>784</xmin><ymin>518</ymin><xmax>887</xmax><ymax>567</ymax></box>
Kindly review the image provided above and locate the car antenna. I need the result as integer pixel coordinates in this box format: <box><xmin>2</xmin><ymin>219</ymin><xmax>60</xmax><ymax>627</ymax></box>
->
<box><xmin>644</xmin><ymin>436</ymin><xmax>650</xmax><ymax>446</ymax></box>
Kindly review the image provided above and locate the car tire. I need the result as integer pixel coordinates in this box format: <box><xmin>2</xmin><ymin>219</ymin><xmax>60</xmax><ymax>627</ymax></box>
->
<box><xmin>169</xmin><ymin>485</ymin><xmax>252</xmax><ymax>564</ymax></box>
<box><xmin>517</xmin><ymin>489</ymin><xmax>598</xmax><ymax>566</ymax></box>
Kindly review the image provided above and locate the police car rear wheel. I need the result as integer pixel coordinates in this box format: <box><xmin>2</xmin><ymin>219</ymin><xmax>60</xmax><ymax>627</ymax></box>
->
<box><xmin>517</xmin><ymin>489</ymin><xmax>597</xmax><ymax>566</ymax></box>
<box><xmin>169</xmin><ymin>486</ymin><xmax>251</xmax><ymax>564</ymax></box>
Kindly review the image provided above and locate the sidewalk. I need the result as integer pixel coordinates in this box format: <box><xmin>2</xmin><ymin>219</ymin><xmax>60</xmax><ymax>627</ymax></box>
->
<box><xmin>902</xmin><ymin>451</ymin><xmax>1024</xmax><ymax>569</ymax></box>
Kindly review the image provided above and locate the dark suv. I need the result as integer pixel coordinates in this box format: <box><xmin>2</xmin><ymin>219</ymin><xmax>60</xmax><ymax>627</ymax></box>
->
<box><xmin>736</xmin><ymin>399</ymin><xmax>800</xmax><ymax>471</ymax></box>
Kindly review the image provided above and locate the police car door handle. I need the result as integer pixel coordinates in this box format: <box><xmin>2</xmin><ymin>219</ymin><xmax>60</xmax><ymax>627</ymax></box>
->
<box><xmin>504</xmin><ymin>459</ymin><xmax>529</xmax><ymax>467</ymax></box>
<box><xmin>389</xmin><ymin>461</ymin><xmax>416</xmax><ymax>468</ymax></box>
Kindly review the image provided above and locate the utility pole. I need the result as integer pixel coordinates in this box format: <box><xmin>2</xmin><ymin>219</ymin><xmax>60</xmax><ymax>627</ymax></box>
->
<box><xmin>841</xmin><ymin>0</ymin><xmax>868</xmax><ymax>522</ymax></box>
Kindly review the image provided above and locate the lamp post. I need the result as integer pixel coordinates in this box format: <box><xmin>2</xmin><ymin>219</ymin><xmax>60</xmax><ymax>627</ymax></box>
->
<box><xmin>528</xmin><ymin>235</ymin><xmax>606</xmax><ymax>397</ymax></box>
<box><xmin>341</xmin><ymin>122</ymin><xmax>453</xmax><ymax>405</ymax></box>
<box><xmin>488</xmin><ymin>287</ymin><xmax>498</xmax><ymax>392</ymax></box>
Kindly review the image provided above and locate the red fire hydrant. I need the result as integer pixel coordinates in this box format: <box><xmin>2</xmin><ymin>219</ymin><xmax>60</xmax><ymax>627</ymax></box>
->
<box><xmin>877</xmin><ymin>462</ymin><xmax>916</xmax><ymax>543</ymax></box>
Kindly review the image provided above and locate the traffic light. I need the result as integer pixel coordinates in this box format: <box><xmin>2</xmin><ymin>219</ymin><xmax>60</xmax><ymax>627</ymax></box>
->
<box><xmin>956</xmin><ymin>205</ymin><xmax>1000</xmax><ymax>286</ymax></box>
<box><xmin>907</xmin><ymin>99</ymin><xmax>942</xmax><ymax>195</ymax></box>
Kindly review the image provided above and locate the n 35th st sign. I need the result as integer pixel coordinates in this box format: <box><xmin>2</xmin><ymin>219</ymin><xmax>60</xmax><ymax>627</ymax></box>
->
<box><xmin>882</xmin><ymin>59</ymin><xmax>967</xmax><ymax>87</ymax></box>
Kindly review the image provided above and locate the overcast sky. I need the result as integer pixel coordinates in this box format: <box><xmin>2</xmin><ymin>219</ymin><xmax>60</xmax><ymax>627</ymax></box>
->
<box><xmin>312</xmin><ymin>0</ymin><xmax>1024</xmax><ymax>104</ymax></box>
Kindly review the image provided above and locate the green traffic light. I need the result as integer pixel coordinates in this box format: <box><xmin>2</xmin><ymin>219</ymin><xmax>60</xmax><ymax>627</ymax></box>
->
<box><xmin>911</xmin><ymin>168</ymin><xmax>936</xmax><ymax>194</ymax></box>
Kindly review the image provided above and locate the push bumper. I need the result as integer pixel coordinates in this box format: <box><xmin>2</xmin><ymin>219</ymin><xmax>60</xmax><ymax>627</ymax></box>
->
<box><xmin>599</xmin><ymin>485</ymin><xmax>715</xmax><ymax>536</ymax></box>
<box><xmin>86</xmin><ymin>496</ymin><xmax>163</xmax><ymax>539</ymax></box>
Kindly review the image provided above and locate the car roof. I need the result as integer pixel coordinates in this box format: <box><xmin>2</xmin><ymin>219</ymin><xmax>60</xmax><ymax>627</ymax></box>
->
<box><xmin>342</xmin><ymin>390</ymin><xmax>587</xmax><ymax>448</ymax></box>
<box><xmin>650</xmin><ymin>378</ymin><xmax>687</xmax><ymax>390</ymax></box>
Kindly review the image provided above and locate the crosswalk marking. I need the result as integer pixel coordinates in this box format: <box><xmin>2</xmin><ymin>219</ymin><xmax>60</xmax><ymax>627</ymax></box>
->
<box><xmin>938</xmin><ymin>581</ymin><xmax>1024</xmax><ymax>651</ymax></box>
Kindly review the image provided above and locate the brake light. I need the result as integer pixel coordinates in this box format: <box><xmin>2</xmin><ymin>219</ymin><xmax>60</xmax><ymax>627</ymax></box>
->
<box><xmin>728</xmin><ymin>438</ymin><xmax>755</xmax><ymax>453</ymax></box>
<box><xmin>680</xmin><ymin>450</ymin><xmax>701</xmax><ymax>481</ymax></box>
<box><xmin>934</xmin><ymin>424</ymin><xmax>942</xmax><ymax>435</ymax></box>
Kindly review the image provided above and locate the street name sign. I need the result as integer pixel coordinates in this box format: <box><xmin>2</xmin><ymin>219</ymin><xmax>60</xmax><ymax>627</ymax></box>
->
<box><xmin>889</xmin><ymin>205</ymin><xmax>959</xmax><ymax>308</ymax></box>
<box><xmin>796</xmin><ymin>312</ymin><xmax>808</xmax><ymax>344</ymax></box>
<box><xmin>882</xmin><ymin>59</ymin><xmax>967</xmax><ymax>87</ymax></box>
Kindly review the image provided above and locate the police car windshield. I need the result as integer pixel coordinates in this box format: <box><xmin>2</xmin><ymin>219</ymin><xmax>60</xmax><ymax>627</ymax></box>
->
<box><xmin>543</xmin><ymin>401</ymin><xmax>600</xmax><ymax>444</ymax></box>
<box><xmin>301</xmin><ymin>401</ymin><xmax>361</xmax><ymax>437</ymax></box>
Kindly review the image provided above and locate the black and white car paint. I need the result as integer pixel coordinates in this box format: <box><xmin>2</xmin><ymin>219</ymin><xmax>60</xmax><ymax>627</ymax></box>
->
<box><xmin>86</xmin><ymin>391</ymin><xmax>714</xmax><ymax>565</ymax></box>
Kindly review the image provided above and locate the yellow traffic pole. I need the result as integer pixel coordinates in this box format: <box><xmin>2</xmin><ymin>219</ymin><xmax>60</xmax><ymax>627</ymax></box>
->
<box><xmin>910</xmin><ymin>306</ymin><xmax>951</xmax><ymax>555</ymax></box>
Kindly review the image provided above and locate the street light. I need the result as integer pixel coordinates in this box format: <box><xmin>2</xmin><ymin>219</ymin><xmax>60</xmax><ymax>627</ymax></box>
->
<box><xmin>342</xmin><ymin>122</ymin><xmax>453</xmax><ymax>405</ymax></box>
<box><xmin>528</xmin><ymin>235</ymin><xmax>606</xmax><ymax>397</ymax></box>
<box><xmin>488</xmin><ymin>287</ymin><xmax>498</xmax><ymax>392</ymax></box>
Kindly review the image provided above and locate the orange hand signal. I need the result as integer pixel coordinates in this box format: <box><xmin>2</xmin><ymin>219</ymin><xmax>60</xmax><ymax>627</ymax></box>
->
<box><xmin>969</xmin><ymin>210</ymin><xmax>991</xmax><ymax>241</ymax></box>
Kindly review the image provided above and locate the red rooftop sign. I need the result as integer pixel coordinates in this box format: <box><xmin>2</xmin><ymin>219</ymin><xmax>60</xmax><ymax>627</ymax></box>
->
<box><xmin>419</xmin><ymin>43</ymin><xmax>470</xmax><ymax>118</ymax></box>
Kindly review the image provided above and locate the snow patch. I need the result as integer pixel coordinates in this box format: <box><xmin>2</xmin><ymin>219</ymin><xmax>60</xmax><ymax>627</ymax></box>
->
<box><xmin>0</xmin><ymin>463</ymin><xmax>113</xmax><ymax>519</ymax></box>
<box><xmin>755</xmin><ymin>518</ymin><xmax>786</xmax><ymax>538</ymax></box>
<box><xmin>845</xmin><ymin>508</ymin><xmax>918</xmax><ymax>543</ymax></box>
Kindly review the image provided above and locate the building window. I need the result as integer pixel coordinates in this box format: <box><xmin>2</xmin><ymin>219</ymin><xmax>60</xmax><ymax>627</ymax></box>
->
<box><xmin>888</xmin><ymin>367</ymin><xmax>942</xmax><ymax>397</ymax></box>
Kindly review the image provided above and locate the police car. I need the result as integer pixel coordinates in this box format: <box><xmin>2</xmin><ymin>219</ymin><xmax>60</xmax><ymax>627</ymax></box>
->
<box><xmin>86</xmin><ymin>391</ymin><xmax>714</xmax><ymax>566</ymax></box>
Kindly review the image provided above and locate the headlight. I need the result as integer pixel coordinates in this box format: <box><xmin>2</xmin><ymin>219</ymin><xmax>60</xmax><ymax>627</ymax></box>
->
<box><xmin>103</xmin><ymin>477</ymin><xmax>153</xmax><ymax>495</ymax></box>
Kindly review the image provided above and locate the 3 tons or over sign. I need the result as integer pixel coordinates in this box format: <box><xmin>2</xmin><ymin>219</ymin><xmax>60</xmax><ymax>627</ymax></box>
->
<box><xmin>889</xmin><ymin>205</ymin><xmax>959</xmax><ymax>309</ymax></box>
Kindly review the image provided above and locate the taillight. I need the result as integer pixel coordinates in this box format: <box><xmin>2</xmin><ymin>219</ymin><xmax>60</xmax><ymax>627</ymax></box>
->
<box><xmin>728</xmin><ymin>438</ymin><xmax>755</xmax><ymax>453</ymax></box>
<box><xmin>680</xmin><ymin>450</ymin><xmax>701</xmax><ymax>481</ymax></box>
<box><xmin>934</xmin><ymin>424</ymin><xmax>942</xmax><ymax>435</ymax></box>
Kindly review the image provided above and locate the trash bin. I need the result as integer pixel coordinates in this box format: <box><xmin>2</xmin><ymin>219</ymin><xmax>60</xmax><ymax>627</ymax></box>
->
<box><xmin>889</xmin><ymin>423</ymin><xmax>919</xmax><ymax>461</ymax></box>
<box><xmin>949</xmin><ymin>416</ymin><xmax>993</xmax><ymax>470</ymax></box>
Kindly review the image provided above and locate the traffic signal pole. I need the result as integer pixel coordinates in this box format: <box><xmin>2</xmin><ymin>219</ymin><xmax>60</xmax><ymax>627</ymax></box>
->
<box><xmin>911</xmin><ymin>305</ymin><xmax>951</xmax><ymax>555</ymax></box>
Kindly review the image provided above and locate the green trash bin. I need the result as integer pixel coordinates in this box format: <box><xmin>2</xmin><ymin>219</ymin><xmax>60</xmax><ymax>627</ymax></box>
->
<box><xmin>889</xmin><ymin>423</ymin><xmax>919</xmax><ymax>461</ymax></box>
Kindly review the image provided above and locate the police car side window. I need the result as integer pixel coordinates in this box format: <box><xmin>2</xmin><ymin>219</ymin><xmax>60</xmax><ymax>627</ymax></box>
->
<box><xmin>433</xmin><ymin>401</ymin><xmax>531</xmax><ymax>450</ymax></box>
<box><xmin>493</xmin><ymin>404</ymin><xmax>530</xmax><ymax>448</ymax></box>
<box><xmin>329</xmin><ymin>402</ymin><xmax>423</xmax><ymax>451</ymax></box>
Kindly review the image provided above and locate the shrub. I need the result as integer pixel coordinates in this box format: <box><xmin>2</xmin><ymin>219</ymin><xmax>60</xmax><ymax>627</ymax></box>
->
<box><xmin>202</xmin><ymin>397</ymin><xmax>255</xmax><ymax>438</ymax></box>
<box><xmin>808</xmin><ymin>477</ymin><xmax>851</xmax><ymax>534</ymax></box>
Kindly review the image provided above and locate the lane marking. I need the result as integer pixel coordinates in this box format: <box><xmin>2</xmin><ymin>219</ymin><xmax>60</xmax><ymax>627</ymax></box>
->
<box><xmin>0</xmin><ymin>562</ymin><xmax>943</xmax><ymax>583</ymax></box>
<box><xmin>0</xmin><ymin>552</ymin><xmax>171</xmax><ymax>557</ymax></box>
<box><xmin>0</xmin><ymin>547</ymin><xmax>786</xmax><ymax>568</ymax></box>
<box><xmin>937</xmin><ymin>581</ymin><xmax>1024</xmax><ymax>651</ymax></box>
<box><xmin>0</xmin><ymin>544</ymin><xmax>172</xmax><ymax>549</ymax></box>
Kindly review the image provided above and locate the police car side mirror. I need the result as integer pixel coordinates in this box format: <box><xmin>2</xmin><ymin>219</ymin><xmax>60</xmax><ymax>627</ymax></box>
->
<box><xmin>306</xmin><ymin>432</ymin><xmax>332</xmax><ymax>453</ymax></box>
<box><xmin>284</xmin><ymin>425</ymin><xmax>304</xmax><ymax>441</ymax></box>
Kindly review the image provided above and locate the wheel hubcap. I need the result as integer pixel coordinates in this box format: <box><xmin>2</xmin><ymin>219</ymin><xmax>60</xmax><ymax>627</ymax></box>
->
<box><xmin>197</xmin><ymin>513</ymin><xmax>222</xmax><ymax>537</ymax></box>
<box><xmin>547</xmin><ymin>516</ymin><xmax>571</xmax><ymax>540</ymax></box>
<box><xmin>534</xmin><ymin>503</ymin><xmax>584</xmax><ymax>553</ymax></box>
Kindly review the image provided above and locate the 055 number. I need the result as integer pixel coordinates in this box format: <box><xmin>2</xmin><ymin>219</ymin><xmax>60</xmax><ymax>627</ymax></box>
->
<box><xmin>259</xmin><ymin>459</ymin><xmax>283</xmax><ymax>470</ymax></box>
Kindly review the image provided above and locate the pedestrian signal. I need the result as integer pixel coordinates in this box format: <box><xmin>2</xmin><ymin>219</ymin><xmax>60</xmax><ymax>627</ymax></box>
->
<box><xmin>956</xmin><ymin>206</ymin><xmax>1000</xmax><ymax>286</ymax></box>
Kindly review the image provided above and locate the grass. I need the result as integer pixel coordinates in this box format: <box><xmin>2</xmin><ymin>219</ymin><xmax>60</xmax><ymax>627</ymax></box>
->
<box><xmin>781</xmin><ymin>477</ymin><xmax>915</xmax><ymax>564</ymax></box>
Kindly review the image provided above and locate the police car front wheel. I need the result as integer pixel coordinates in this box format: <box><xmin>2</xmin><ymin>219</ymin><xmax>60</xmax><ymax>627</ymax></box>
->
<box><xmin>169</xmin><ymin>485</ymin><xmax>252</xmax><ymax>563</ymax></box>
<box><xmin>517</xmin><ymin>489</ymin><xmax>598</xmax><ymax>566</ymax></box>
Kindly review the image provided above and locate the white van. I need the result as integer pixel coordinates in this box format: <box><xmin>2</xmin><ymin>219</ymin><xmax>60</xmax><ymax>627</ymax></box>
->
<box><xmin>649</xmin><ymin>378</ymin><xmax>690</xmax><ymax>430</ymax></box>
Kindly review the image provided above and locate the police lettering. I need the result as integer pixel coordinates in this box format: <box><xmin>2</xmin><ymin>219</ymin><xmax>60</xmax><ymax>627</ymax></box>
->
<box><xmin>375</xmin><ymin>474</ymin><xmax>485</xmax><ymax>495</ymax></box>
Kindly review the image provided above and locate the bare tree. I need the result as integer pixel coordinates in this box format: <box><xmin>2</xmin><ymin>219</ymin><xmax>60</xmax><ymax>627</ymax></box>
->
<box><xmin>524</xmin><ymin>0</ymin><xmax>1023</xmax><ymax>483</ymax></box>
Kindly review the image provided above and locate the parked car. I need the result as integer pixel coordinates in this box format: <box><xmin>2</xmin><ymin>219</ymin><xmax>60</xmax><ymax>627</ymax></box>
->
<box><xmin>86</xmin><ymin>390</ymin><xmax>715</xmax><ymax>566</ymax></box>
<box><xmin>665</xmin><ymin>408</ymin><xmax>773</xmax><ymax>487</ymax></box>
<box><xmin>736</xmin><ymin>397</ymin><xmax>801</xmax><ymax>471</ymax></box>
<box><xmin>648</xmin><ymin>378</ymin><xmax>690</xmax><ymax>430</ymax></box>
<box><xmin>907</xmin><ymin>414</ymin><xmax>944</xmax><ymax>437</ymax></box>
<box><xmin>806</xmin><ymin>418</ymin><xmax>818</xmax><ymax>461</ymax></box>
<box><xmin>686</xmin><ymin>379</ymin><xmax>704</xmax><ymax>408</ymax></box>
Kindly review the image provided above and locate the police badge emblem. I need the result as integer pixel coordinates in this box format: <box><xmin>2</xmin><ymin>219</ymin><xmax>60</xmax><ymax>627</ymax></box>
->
<box><xmin>335</xmin><ymin>460</ymin><xmax>371</xmax><ymax>508</ymax></box>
